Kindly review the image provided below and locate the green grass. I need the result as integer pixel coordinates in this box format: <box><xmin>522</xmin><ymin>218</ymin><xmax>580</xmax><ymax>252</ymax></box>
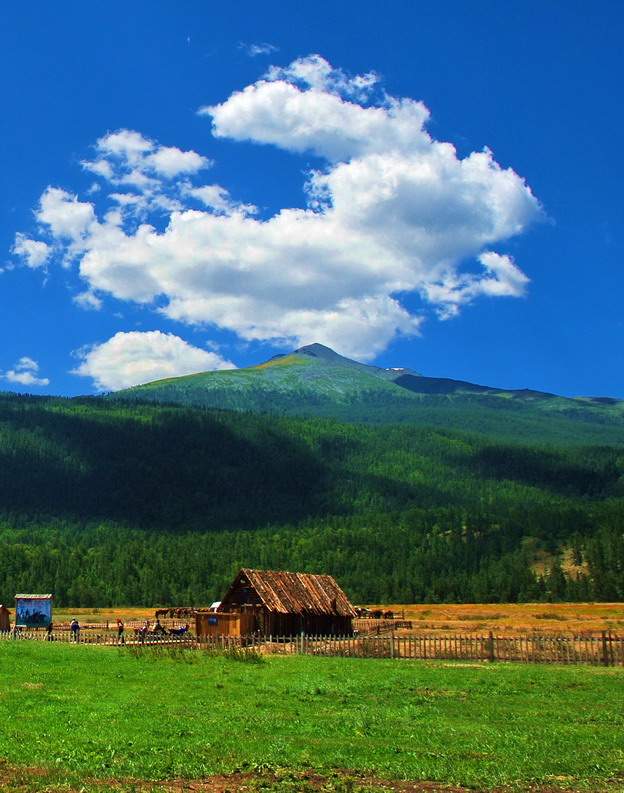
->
<box><xmin>0</xmin><ymin>642</ymin><xmax>623</xmax><ymax>791</ymax></box>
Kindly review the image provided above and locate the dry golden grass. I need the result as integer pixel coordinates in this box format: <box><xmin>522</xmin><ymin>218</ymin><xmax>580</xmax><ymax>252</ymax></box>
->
<box><xmin>529</xmin><ymin>543</ymin><xmax>589</xmax><ymax>578</ymax></box>
<box><xmin>52</xmin><ymin>603</ymin><xmax>624</xmax><ymax>636</ymax></box>
<box><xmin>53</xmin><ymin>606</ymin><xmax>168</xmax><ymax>627</ymax></box>
<box><xmin>376</xmin><ymin>602</ymin><xmax>624</xmax><ymax>636</ymax></box>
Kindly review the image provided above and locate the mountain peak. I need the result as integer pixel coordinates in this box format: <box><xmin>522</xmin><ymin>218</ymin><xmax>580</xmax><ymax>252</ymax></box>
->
<box><xmin>294</xmin><ymin>343</ymin><xmax>422</xmax><ymax>378</ymax></box>
<box><xmin>270</xmin><ymin>342</ymin><xmax>366</xmax><ymax>367</ymax></box>
<box><xmin>268</xmin><ymin>343</ymin><xmax>347</xmax><ymax>365</ymax></box>
<box><xmin>295</xmin><ymin>343</ymin><xmax>348</xmax><ymax>360</ymax></box>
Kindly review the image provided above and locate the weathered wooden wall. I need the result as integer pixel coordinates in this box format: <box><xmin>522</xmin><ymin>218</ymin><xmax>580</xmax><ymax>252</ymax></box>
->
<box><xmin>195</xmin><ymin>611</ymin><xmax>256</xmax><ymax>637</ymax></box>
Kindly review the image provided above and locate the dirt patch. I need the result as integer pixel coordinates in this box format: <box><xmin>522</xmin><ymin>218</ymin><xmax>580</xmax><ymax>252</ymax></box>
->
<box><xmin>0</xmin><ymin>767</ymin><xmax>615</xmax><ymax>793</ymax></box>
<box><xmin>98</xmin><ymin>773</ymin><xmax>471</xmax><ymax>792</ymax></box>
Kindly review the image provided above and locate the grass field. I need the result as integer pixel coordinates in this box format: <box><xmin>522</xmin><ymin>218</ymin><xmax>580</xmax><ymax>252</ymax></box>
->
<box><xmin>0</xmin><ymin>641</ymin><xmax>623</xmax><ymax>792</ymax></box>
<box><xmin>53</xmin><ymin>603</ymin><xmax>624</xmax><ymax>637</ymax></box>
<box><xmin>386</xmin><ymin>603</ymin><xmax>624</xmax><ymax>637</ymax></box>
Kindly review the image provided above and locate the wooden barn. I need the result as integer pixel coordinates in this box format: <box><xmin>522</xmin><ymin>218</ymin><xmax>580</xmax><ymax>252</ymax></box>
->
<box><xmin>196</xmin><ymin>568</ymin><xmax>356</xmax><ymax>637</ymax></box>
<box><xmin>0</xmin><ymin>605</ymin><xmax>10</xmax><ymax>632</ymax></box>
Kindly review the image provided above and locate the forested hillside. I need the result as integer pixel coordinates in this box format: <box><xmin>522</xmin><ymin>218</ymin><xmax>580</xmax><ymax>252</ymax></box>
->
<box><xmin>0</xmin><ymin>392</ymin><xmax>622</xmax><ymax>606</ymax></box>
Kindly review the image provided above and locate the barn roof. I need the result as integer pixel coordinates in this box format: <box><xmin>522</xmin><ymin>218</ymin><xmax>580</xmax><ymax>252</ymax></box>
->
<box><xmin>223</xmin><ymin>569</ymin><xmax>357</xmax><ymax>617</ymax></box>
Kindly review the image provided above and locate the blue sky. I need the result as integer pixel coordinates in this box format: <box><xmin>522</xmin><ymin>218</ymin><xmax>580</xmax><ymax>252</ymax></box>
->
<box><xmin>1</xmin><ymin>2</ymin><xmax>622</xmax><ymax>398</ymax></box>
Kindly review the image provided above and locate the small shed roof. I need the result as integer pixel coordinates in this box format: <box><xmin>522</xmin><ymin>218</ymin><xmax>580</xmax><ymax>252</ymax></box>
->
<box><xmin>15</xmin><ymin>594</ymin><xmax>52</xmax><ymax>600</ymax></box>
<box><xmin>222</xmin><ymin>569</ymin><xmax>357</xmax><ymax>617</ymax></box>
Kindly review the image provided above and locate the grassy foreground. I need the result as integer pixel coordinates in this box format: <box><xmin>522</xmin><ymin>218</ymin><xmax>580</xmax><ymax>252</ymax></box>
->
<box><xmin>0</xmin><ymin>642</ymin><xmax>623</xmax><ymax>792</ymax></box>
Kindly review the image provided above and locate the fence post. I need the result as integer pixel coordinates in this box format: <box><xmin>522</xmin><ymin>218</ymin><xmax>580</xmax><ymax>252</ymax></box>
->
<box><xmin>488</xmin><ymin>631</ymin><xmax>495</xmax><ymax>663</ymax></box>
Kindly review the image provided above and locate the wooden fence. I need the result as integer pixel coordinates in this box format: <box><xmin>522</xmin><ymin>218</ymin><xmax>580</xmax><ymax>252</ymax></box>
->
<box><xmin>284</xmin><ymin>631</ymin><xmax>624</xmax><ymax>666</ymax></box>
<box><xmin>353</xmin><ymin>619</ymin><xmax>403</xmax><ymax>634</ymax></box>
<box><xmin>0</xmin><ymin>630</ymin><xmax>195</xmax><ymax>648</ymax></box>
<box><xmin>1</xmin><ymin>630</ymin><xmax>622</xmax><ymax>666</ymax></box>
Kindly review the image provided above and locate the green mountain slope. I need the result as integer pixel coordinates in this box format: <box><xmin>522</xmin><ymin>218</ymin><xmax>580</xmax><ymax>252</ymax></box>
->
<box><xmin>109</xmin><ymin>343</ymin><xmax>624</xmax><ymax>446</ymax></box>
<box><xmin>0</xmin><ymin>392</ymin><xmax>622</xmax><ymax>605</ymax></box>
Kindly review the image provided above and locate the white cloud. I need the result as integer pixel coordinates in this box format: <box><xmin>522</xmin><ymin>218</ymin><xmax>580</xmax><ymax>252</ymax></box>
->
<box><xmin>421</xmin><ymin>252</ymin><xmax>530</xmax><ymax>318</ymax></box>
<box><xmin>97</xmin><ymin>129</ymin><xmax>153</xmax><ymax>158</ymax></box>
<box><xmin>183</xmin><ymin>184</ymin><xmax>257</xmax><ymax>216</ymax></box>
<box><xmin>240</xmin><ymin>42</ymin><xmax>278</xmax><ymax>58</ymax></box>
<box><xmin>12</xmin><ymin>234</ymin><xmax>51</xmax><ymax>269</ymax></box>
<box><xmin>145</xmin><ymin>147</ymin><xmax>208</xmax><ymax>179</ymax></box>
<box><xmin>71</xmin><ymin>330</ymin><xmax>235</xmax><ymax>392</ymax></box>
<box><xmin>37</xmin><ymin>187</ymin><xmax>96</xmax><ymax>242</ymax></box>
<box><xmin>204</xmin><ymin>69</ymin><xmax>430</xmax><ymax>162</ymax></box>
<box><xmin>74</xmin><ymin>290</ymin><xmax>103</xmax><ymax>310</ymax></box>
<box><xmin>477</xmin><ymin>252</ymin><xmax>531</xmax><ymax>297</ymax></box>
<box><xmin>84</xmin><ymin>129</ymin><xmax>211</xmax><ymax>181</ymax></box>
<box><xmin>2</xmin><ymin>357</ymin><xmax>49</xmax><ymax>387</ymax></box>
<box><xmin>18</xmin><ymin>55</ymin><xmax>543</xmax><ymax>362</ymax></box>
<box><xmin>266</xmin><ymin>54</ymin><xmax>379</xmax><ymax>100</ymax></box>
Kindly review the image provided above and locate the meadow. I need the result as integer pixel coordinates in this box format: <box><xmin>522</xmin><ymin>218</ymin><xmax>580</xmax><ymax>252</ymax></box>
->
<box><xmin>0</xmin><ymin>641</ymin><xmax>623</xmax><ymax>793</ymax></box>
<box><xmin>387</xmin><ymin>602</ymin><xmax>624</xmax><ymax>636</ymax></box>
<box><xmin>54</xmin><ymin>602</ymin><xmax>624</xmax><ymax>636</ymax></box>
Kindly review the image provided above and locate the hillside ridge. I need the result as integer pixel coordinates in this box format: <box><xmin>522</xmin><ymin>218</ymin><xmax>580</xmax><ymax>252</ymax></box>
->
<box><xmin>107</xmin><ymin>343</ymin><xmax>624</xmax><ymax>446</ymax></box>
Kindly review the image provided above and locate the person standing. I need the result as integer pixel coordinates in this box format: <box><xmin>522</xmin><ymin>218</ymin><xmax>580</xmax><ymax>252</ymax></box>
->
<box><xmin>117</xmin><ymin>618</ymin><xmax>125</xmax><ymax>645</ymax></box>
<box><xmin>70</xmin><ymin>618</ymin><xmax>80</xmax><ymax>642</ymax></box>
